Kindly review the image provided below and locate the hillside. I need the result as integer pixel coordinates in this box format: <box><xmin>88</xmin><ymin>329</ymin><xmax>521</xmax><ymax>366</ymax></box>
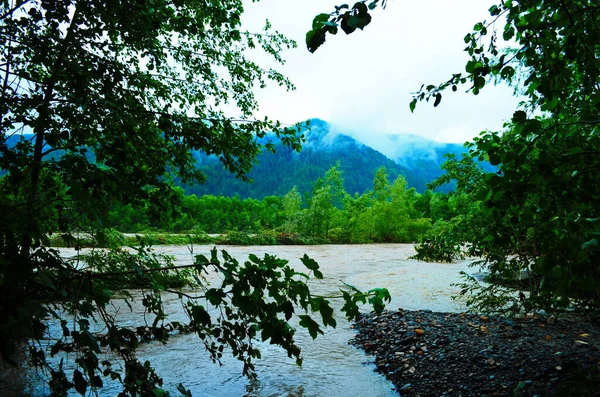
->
<box><xmin>184</xmin><ymin>119</ymin><xmax>467</xmax><ymax>198</ymax></box>
<box><xmin>3</xmin><ymin>120</ymin><xmax>470</xmax><ymax>198</ymax></box>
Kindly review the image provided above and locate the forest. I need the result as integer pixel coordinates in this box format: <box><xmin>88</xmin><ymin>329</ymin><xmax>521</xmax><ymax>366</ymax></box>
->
<box><xmin>1</xmin><ymin>0</ymin><xmax>600</xmax><ymax>396</ymax></box>
<box><xmin>103</xmin><ymin>164</ymin><xmax>457</xmax><ymax>245</ymax></box>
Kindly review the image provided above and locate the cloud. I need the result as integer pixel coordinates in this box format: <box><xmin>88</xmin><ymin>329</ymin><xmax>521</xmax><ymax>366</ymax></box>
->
<box><xmin>243</xmin><ymin>0</ymin><xmax>520</xmax><ymax>143</ymax></box>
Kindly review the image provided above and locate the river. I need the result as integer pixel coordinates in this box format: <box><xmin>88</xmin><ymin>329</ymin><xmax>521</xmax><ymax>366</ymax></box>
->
<box><xmin>5</xmin><ymin>244</ymin><xmax>478</xmax><ymax>396</ymax></box>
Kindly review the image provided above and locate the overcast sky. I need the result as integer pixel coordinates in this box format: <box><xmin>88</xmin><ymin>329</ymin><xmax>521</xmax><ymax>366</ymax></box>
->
<box><xmin>241</xmin><ymin>0</ymin><xmax>520</xmax><ymax>147</ymax></box>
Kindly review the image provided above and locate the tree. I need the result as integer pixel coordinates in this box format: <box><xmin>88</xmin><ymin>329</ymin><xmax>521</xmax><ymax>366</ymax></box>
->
<box><xmin>0</xmin><ymin>2</ymin><xmax>389</xmax><ymax>395</ymax></box>
<box><xmin>302</xmin><ymin>163</ymin><xmax>347</xmax><ymax>238</ymax></box>
<box><xmin>282</xmin><ymin>186</ymin><xmax>303</xmax><ymax>234</ymax></box>
<box><xmin>310</xmin><ymin>1</ymin><xmax>600</xmax><ymax>314</ymax></box>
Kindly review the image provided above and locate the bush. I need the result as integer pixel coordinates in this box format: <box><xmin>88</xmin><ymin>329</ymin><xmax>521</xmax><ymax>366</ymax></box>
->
<box><xmin>411</xmin><ymin>219</ymin><xmax>465</xmax><ymax>263</ymax></box>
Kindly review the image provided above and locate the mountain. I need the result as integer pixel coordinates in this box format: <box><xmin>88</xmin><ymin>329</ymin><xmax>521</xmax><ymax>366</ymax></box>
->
<box><xmin>3</xmin><ymin>120</ymin><xmax>471</xmax><ymax>198</ymax></box>
<box><xmin>364</xmin><ymin>132</ymin><xmax>469</xmax><ymax>190</ymax></box>
<box><xmin>184</xmin><ymin>119</ymin><xmax>468</xmax><ymax>198</ymax></box>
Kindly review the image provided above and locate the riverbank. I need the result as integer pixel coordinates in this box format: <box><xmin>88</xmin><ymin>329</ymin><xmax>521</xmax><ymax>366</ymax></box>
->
<box><xmin>352</xmin><ymin>309</ymin><xmax>600</xmax><ymax>396</ymax></box>
<box><xmin>46</xmin><ymin>230</ymin><xmax>329</xmax><ymax>248</ymax></box>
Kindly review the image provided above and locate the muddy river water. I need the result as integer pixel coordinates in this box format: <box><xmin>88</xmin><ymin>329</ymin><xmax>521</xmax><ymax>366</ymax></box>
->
<box><xmin>7</xmin><ymin>244</ymin><xmax>479</xmax><ymax>396</ymax></box>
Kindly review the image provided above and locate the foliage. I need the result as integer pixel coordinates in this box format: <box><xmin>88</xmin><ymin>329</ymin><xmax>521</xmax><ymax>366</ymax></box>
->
<box><xmin>0</xmin><ymin>1</ymin><xmax>390</xmax><ymax>395</ymax></box>
<box><xmin>313</xmin><ymin>0</ymin><xmax>600</xmax><ymax>314</ymax></box>
<box><xmin>281</xmin><ymin>164</ymin><xmax>433</xmax><ymax>243</ymax></box>
<box><xmin>411</xmin><ymin>219</ymin><xmax>466</xmax><ymax>263</ymax></box>
<box><xmin>103</xmin><ymin>164</ymin><xmax>437</xmax><ymax>245</ymax></box>
<box><xmin>306</xmin><ymin>1</ymin><xmax>389</xmax><ymax>53</ymax></box>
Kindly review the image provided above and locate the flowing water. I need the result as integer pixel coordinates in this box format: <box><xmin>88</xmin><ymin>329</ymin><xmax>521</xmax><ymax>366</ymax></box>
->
<box><xmin>4</xmin><ymin>244</ymin><xmax>479</xmax><ymax>396</ymax></box>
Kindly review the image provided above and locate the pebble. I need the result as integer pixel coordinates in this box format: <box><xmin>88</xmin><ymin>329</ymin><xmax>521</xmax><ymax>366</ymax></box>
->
<box><xmin>351</xmin><ymin>309</ymin><xmax>600</xmax><ymax>397</ymax></box>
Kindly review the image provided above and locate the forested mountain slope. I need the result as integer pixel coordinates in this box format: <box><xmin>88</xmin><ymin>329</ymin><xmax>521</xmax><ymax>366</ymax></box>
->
<box><xmin>4</xmin><ymin>119</ymin><xmax>469</xmax><ymax>198</ymax></box>
<box><xmin>185</xmin><ymin>119</ymin><xmax>468</xmax><ymax>198</ymax></box>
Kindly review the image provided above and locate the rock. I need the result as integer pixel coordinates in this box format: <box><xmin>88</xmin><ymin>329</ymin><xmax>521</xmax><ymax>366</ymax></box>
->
<box><xmin>415</xmin><ymin>328</ymin><xmax>425</xmax><ymax>335</ymax></box>
<box><xmin>400</xmin><ymin>383</ymin><xmax>412</xmax><ymax>391</ymax></box>
<box><xmin>398</xmin><ymin>336</ymin><xmax>416</xmax><ymax>346</ymax></box>
<box><xmin>352</xmin><ymin>308</ymin><xmax>600</xmax><ymax>397</ymax></box>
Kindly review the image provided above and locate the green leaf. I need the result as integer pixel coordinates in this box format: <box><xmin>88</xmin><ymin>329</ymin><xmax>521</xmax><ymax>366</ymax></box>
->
<box><xmin>409</xmin><ymin>99</ymin><xmax>417</xmax><ymax>113</ymax></box>
<box><xmin>465</xmin><ymin>60</ymin><xmax>481</xmax><ymax>73</ymax></box>
<box><xmin>306</xmin><ymin>28</ymin><xmax>327</xmax><ymax>53</ymax></box>
<box><xmin>281</xmin><ymin>300</ymin><xmax>294</xmax><ymax>320</ymax></box>
<box><xmin>353</xmin><ymin>2</ymin><xmax>368</xmax><ymax>14</ymax></box>
<box><xmin>340</xmin><ymin>16</ymin><xmax>357</xmax><ymax>34</ymax></box>
<box><xmin>319</xmin><ymin>300</ymin><xmax>336</xmax><ymax>328</ymax></box>
<box><xmin>177</xmin><ymin>383</ymin><xmax>193</xmax><ymax>397</ymax></box>
<box><xmin>582</xmin><ymin>239</ymin><xmax>598</xmax><ymax>250</ymax></box>
<box><xmin>347</xmin><ymin>13</ymin><xmax>372</xmax><ymax>30</ymax></box>
<box><xmin>190</xmin><ymin>305</ymin><xmax>211</xmax><ymax>326</ymax></box>
<box><xmin>154</xmin><ymin>388</ymin><xmax>168</xmax><ymax>397</ymax></box>
<box><xmin>340</xmin><ymin>290</ymin><xmax>361</xmax><ymax>320</ymax></box>
<box><xmin>298</xmin><ymin>315</ymin><xmax>323</xmax><ymax>339</ymax></box>
<box><xmin>312</xmin><ymin>13</ymin><xmax>330</xmax><ymax>30</ymax></box>
<box><xmin>368</xmin><ymin>288</ymin><xmax>390</xmax><ymax>313</ymax></box>
<box><xmin>324</xmin><ymin>21</ymin><xmax>338</xmax><ymax>35</ymax></box>
<box><xmin>300</xmin><ymin>254</ymin><xmax>323</xmax><ymax>279</ymax></box>
<box><xmin>205</xmin><ymin>288</ymin><xmax>226</xmax><ymax>305</ymax></box>
<box><xmin>512</xmin><ymin>110</ymin><xmax>527</xmax><ymax>124</ymax></box>
<box><xmin>73</xmin><ymin>369</ymin><xmax>87</xmax><ymax>395</ymax></box>
<box><xmin>433</xmin><ymin>93</ymin><xmax>442</xmax><ymax>107</ymax></box>
<box><xmin>500</xmin><ymin>66</ymin><xmax>515</xmax><ymax>79</ymax></box>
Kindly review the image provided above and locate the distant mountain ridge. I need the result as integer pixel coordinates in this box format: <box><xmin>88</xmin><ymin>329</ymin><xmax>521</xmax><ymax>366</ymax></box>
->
<box><xmin>185</xmin><ymin>119</ymin><xmax>468</xmax><ymax>198</ymax></box>
<box><xmin>3</xmin><ymin>120</ymin><xmax>470</xmax><ymax>198</ymax></box>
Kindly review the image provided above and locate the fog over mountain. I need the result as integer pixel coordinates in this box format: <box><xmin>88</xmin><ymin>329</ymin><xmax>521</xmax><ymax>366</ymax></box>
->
<box><xmin>4</xmin><ymin>119</ymin><xmax>471</xmax><ymax>198</ymax></box>
<box><xmin>185</xmin><ymin>119</ymin><xmax>468</xmax><ymax>198</ymax></box>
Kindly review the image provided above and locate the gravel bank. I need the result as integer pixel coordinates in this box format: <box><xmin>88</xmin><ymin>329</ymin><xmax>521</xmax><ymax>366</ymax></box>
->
<box><xmin>351</xmin><ymin>310</ymin><xmax>600</xmax><ymax>396</ymax></box>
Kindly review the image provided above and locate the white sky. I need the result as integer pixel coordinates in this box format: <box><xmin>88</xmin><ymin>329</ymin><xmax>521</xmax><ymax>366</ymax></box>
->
<box><xmin>242</xmin><ymin>0</ymin><xmax>520</xmax><ymax>145</ymax></box>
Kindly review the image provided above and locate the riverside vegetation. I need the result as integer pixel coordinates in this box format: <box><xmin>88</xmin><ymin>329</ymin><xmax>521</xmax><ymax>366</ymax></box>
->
<box><xmin>311</xmin><ymin>0</ymin><xmax>600</xmax><ymax>317</ymax></box>
<box><xmin>49</xmin><ymin>163</ymin><xmax>453</xmax><ymax>249</ymax></box>
<box><xmin>309</xmin><ymin>0</ymin><xmax>600</xmax><ymax>395</ymax></box>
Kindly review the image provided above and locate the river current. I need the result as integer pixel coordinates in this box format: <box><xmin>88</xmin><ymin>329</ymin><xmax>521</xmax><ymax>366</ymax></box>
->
<box><xmin>5</xmin><ymin>244</ymin><xmax>478</xmax><ymax>396</ymax></box>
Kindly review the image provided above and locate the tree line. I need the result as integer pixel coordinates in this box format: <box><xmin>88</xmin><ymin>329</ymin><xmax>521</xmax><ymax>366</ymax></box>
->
<box><xmin>103</xmin><ymin>163</ymin><xmax>466</xmax><ymax>245</ymax></box>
